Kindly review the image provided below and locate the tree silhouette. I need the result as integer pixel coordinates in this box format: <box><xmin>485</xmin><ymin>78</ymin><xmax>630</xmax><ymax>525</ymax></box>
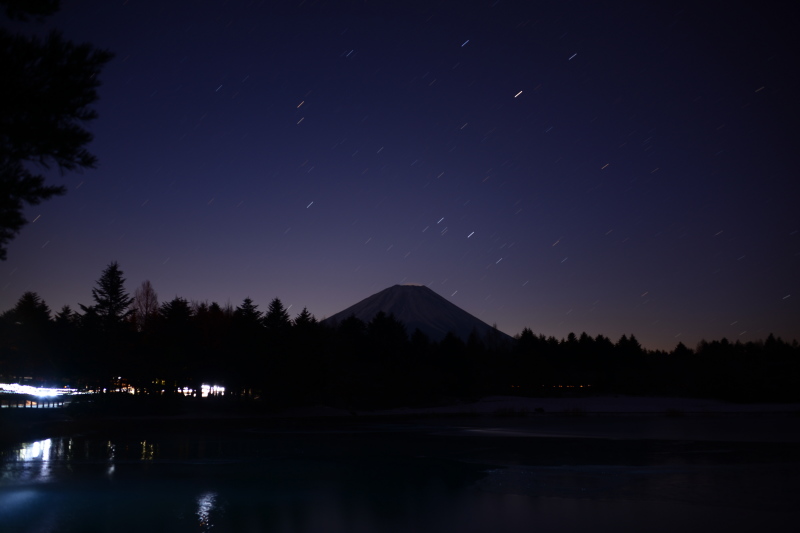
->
<box><xmin>0</xmin><ymin>291</ymin><xmax>54</xmax><ymax>379</ymax></box>
<box><xmin>290</xmin><ymin>307</ymin><xmax>327</xmax><ymax>403</ymax></box>
<box><xmin>193</xmin><ymin>301</ymin><xmax>233</xmax><ymax>384</ymax></box>
<box><xmin>1</xmin><ymin>0</ymin><xmax>59</xmax><ymax>21</ymax></box>
<box><xmin>52</xmin><ymin>304</ymin><xmax>80</xmax><ymax>379</ymax></box>
<box><xmin>0</xmin><ymin>1</ymin><xmax>113</xmax><ymax>259</ymax></box>
<box><xmin>159</xmin><ymin>297</ymin><xmax>193</xmax><ymax>324</ymax></box>
<box><xmin>81</xmin><ymin>261</ymin><xmax>133</xmax><ymax>331</ymax></box>
<box><xmin>263</xmin><ymin>297</ymin><xmax>291</xmax><ymax>334</ymax></box>
<box><xmin>154</xmin><ymin>297</ymin><xmax>196</xmax><ymax>394</ymax></box>
<box><xmin>2</xmin><ymin>262</ymin><xmax>799</xmax><ymax>404</ymax></box>
<box><xmin>234</xmin><ymin>297</ymin><xmax>262</xmax><ymax>328</ymax></box>
<box><xmin>10</xmin><ymin>290</ymin><xmax>51</xmax><ymax>326</ymax></box>
<box><xmin>293</xmin><ymin>306</ymin><xmax>317</xmax><ymax>329</ymax></box>
<box><xmin>230</xmin><ymin>297</ymin><xmax>264</xmax><ymax>395</ymax></box>
<box><xmin>73</xmin><ymin>262</ymin><xmax>134</xmax><ymax>389</ymax></box>
<box><xmin>260</xmin><ymin>298</ymin><xmax>294</xmax><ymax>401</ymax></box>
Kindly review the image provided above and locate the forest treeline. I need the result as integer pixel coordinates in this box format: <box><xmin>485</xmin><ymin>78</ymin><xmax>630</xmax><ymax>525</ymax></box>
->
<box><xmin>1</xmin><ymin>262</ymin><xmax>799</xmax><ymax>406</ymax></box>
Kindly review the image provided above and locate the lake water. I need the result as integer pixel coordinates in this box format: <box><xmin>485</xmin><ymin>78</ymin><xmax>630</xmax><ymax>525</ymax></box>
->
<box><xmin>1</xmin><ymin>416</ymin><xmax>799</xmax><ymax>532</ymax></box>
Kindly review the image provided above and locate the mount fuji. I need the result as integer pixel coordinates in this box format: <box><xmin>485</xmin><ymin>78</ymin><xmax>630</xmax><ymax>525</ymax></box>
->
<box><xmin>321</xmin><ymin>284</ymin><xmax>513</xmax><ymax>343</ymax></box>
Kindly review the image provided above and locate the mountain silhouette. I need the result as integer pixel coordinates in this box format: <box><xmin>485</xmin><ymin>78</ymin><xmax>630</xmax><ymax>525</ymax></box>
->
<box><xmin>321</xmin><ymin>284</ymin><xmax>513</xmax><ymax>343</ymax></box>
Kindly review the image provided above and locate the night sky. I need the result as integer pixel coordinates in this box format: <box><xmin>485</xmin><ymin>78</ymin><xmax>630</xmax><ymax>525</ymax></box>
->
<box><xmin>2</xmin><ymin>0</ymin><xmax>798</xmax><ymax>351</ymax></box>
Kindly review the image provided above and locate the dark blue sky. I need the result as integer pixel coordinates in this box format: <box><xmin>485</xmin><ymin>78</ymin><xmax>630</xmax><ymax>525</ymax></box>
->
<box><xmin>2</xmin><ymin>0</ymin><xmax>797</xmax><ymax>350</ymax></box>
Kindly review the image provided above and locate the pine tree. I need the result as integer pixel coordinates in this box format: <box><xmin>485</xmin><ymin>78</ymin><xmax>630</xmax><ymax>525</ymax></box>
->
<box><xmin>0</xmin><ymin>2</ymin><xmax>113</xmax><ymax>259</ymax></box>
<box><xmin>264</xmin><ymin>298</ymin><xmax>291</xmax><ymax>334</ymax></box>
<box><xmin>2</xmin><ymin>291</ymin><xmax>53</xmax><ymax>378</ymax></box>
<box><xmin>234</xmin><ymin>297</ymin><xmax>262</xmax><ymax>329</ymax></box>
<box><xmin>293</xmin><ymin>307</ymin><xmax>317</xmax><ymax>329</ymax></box>
<box><xmin>229</xmin><ymin>297</ymin><xmax>264</xmax><ymax>393</ymax></box>
<box><xmin>81</xmin><ymin>261</ymin><xmax>133</xmax><ymax>331</ymax></box>
<box><xmin>54</xmin><ymin>304</ymin><xmax>76</xmax><ymax>326</ymax></box>
<box><xmin>11</xmin><ymin>291</ymin><xmax>51</xmax><ymax>326</ymax></box>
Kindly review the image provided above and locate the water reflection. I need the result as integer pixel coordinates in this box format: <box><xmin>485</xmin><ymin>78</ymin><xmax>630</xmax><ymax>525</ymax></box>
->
<box><xmin>20</xmin><ymin>439</ymin><xmax>51</xmax><ymax>462</ymax></box>
<box><xmin>2</xmin><ymin>439</ymin><xmax>54</xmax><ymax>484</ymax></box>
<box><xmin>1</xmin><ymin>430</ymin><xmax>798</xmax><ymax>532</ymax></box>
<box><xmin>196</xmin><ymin>491</ymin><xmax>219</xmax><ymax>530</ymax></box>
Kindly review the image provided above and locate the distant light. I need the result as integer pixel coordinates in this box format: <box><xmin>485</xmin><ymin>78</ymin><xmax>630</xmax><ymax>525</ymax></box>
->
<box><xmin>514</xmin><ymin>91</ymin><xmax>522</xmax><ymax>98</ymax></box>
<box><xmin>461</xmin><ymin>40</ymin><xmax>469</xmax><ymax>47</ymax></box>
<box><xmin>0</xmin><ymin>383</ymin><xmax>74</xmax><ymax>397</ymax></box>
<box><xmin>201</xmin><ymin>384</ymin><xmax>225</xmax><ymax>397</ymax></box>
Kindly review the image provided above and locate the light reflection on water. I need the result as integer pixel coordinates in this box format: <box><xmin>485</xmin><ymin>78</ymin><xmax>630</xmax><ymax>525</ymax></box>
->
<box><xmin>20</xmin><ymin>439</ymin><xmax>51</xmax><ymax>462</ymax></box>
<box><xmin>0</xmin><ymin>432</ymin><xmax>798</xmax><ymax>532</ymax></box>
<box><xmin>196</xmin><ymin>491</ymin><xmax>218</xmax><ymax>530</ymax></box>
<box><xmin>4</xmin><ymin>439</ymin><xmax>54</xmax><ymax>484</ymax></box>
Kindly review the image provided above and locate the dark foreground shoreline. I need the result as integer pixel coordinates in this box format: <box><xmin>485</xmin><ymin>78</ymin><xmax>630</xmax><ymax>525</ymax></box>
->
<box><xmin>3</xmin><ymin>392</ymin><xmax>800</xmax><ymax>444</ymax></box>
<box><xmin>3</xmin><ymin>402</ymin><xmax>800</xmax><ymax>460</ymax></box>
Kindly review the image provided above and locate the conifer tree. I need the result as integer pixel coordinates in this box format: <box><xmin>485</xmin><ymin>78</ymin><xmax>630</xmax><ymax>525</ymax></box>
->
<box><xmin>0</xmin><ymin>291</ymin><xmax>53</xmax><ymax>378</ymax></box>
<box><xmin>0</xmin><ymin>1</ymin><xmax>113</xmax><ymax>259</ymax></box>
<box><xmin>234</xmin><ymin>297</ymin><xmax>262</xmax><ymax>329</ymax></box>
<box><xmin>264</xmin><ymin>298</ymin><xmax>291</xmax><ymax>334</ymax></box>
<box><xmin>81</xmin><ymin>261</ymin><xmax>133</xmax><ymax>331</ymax></box>
<box><xmin>11</xmin><ymin>291</ymin><xmax>51</xmax><ymax>326</ymax></box>
<box><xmin>293</xmin><ymin>307</ymin><xmax>317</xmax><ymax>328</ymax></box>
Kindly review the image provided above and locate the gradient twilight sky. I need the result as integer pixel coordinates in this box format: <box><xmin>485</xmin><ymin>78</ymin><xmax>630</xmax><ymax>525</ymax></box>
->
<box><xmin>2</xmin><ymin>0</ymin><xmax>798</xmax><ymax>351</ymax></box>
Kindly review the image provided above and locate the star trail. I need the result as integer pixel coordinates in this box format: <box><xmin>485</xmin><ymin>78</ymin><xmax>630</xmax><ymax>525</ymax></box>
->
<box><xmin>2</xmin><ymin>0</ymin><xmax>797</xmax><ymax>351</ymax></box>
